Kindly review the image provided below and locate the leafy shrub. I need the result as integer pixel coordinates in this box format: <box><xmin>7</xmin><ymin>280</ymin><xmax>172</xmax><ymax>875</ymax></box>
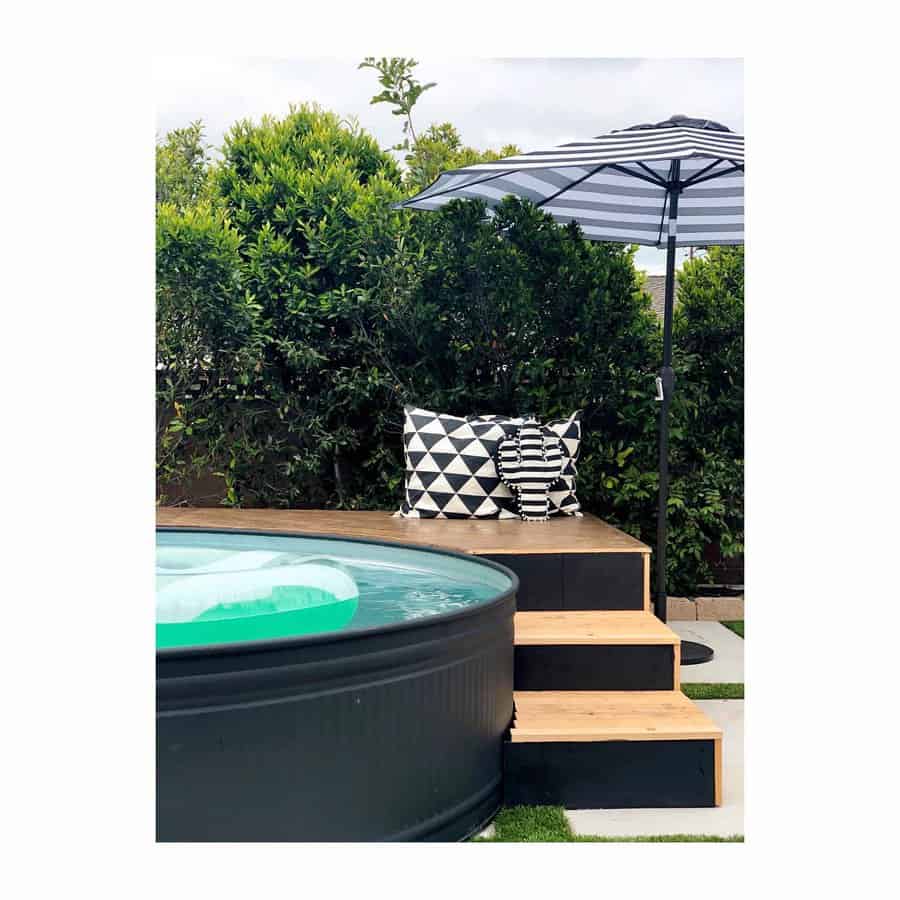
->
<box><xmin>156</xmin><ymin>122</ymin><xmax>212</xmax><ymax>210</ymax></box>
<box><xmin>358</xmin><ymin>196</ymin><xmax>663</xmax><ymax>523</ymax></box>
<box><xmin>665</xmin><ymin>246</ymin><xmax>745</xmax><ymax>589</ymax></box>
<box><xmin>675</xmin><ymin>246</ymin><xmax>744</xmax><ymax>461</ymax></box>
<box><xmin>157</xmin><ymin>105</ymin><xmax>407</xmax><ymax>507</ymax></box>
<box><xmin>156</xmin><ymin>201</ymin><xmax>262</xmax><ymax>501</ymax></box>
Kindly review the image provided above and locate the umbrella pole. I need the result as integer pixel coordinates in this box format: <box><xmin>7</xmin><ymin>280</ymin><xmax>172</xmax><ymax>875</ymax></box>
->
<box><xmin>654</xmin><ymin>172</ymin><xmax>679</xmax><ymax>623</ymax></box>
<box><xmin>654</xmin><ymin>168</ymin><xmax>714</xmax><ymax>664</ymax></box>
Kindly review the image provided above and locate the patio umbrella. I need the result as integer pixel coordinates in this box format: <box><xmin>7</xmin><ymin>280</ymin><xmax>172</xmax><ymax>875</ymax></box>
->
<box><xmin>396</xmin><ymin>115</ymin><xmax>744</xmax><ymax>651</ymax></box>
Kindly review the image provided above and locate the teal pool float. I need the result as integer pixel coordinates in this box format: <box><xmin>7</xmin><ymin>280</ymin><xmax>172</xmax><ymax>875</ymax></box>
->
<box><xmin>156</xmin><ymin>547</ymin><xmax>359</xmax><ymax>649</ymax></box>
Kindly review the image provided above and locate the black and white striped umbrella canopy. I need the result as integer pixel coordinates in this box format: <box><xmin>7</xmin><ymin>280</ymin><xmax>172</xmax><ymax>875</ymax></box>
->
<box><xmin>397</xmin><ymin>115</ymin><xmax>744</xmax><ymax>247</ymax></box>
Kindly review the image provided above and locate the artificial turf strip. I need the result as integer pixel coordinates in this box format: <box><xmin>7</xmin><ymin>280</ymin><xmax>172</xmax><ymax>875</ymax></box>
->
<box><xmin>722</xmin><ymin>620</ymin><xmax>744</xmax><ymax>638</ymax></box>
<box><xmin>475</xmin><ymin>805</ymin><xmax>743</xmax><ymax>842</ymax></box>
<box><xmin>682</xmin><ymin>682</ymin><xmax>744</xmax><ymax>700</ymax></box>
<box><xmin>489</xmin><ymin>804</ymin><xmax>572</xmax><ymax>841</ymax></box>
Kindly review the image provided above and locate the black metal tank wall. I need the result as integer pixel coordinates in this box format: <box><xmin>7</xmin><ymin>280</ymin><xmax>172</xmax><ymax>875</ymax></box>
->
<box><xmin>157</xmin><ymin>563</ymin><xmax>515</xmax><ymax>842</ymax></box>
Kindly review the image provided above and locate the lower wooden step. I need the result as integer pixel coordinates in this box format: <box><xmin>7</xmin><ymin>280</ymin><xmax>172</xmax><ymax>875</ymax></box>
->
<box><xmin>514</xmin><ymin>611</ymin><xmax>681</xmax><ymax>691</ymax></box>
<box><xmin>504</xmin><ymin>691</ymin><xmax>722</xmax><ymax>808</ymax></box>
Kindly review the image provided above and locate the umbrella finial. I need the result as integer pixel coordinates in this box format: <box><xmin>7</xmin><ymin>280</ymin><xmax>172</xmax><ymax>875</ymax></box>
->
<box><xmin>621</xmin><ymin>114</ymin><xmax>732</xmax><ymax>133</ymax></box>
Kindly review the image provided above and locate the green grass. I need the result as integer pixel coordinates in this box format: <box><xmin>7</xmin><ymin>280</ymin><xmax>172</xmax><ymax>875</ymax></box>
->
<box><xmin>474</xmin><ymin>805</ymin><xmax>743</xmax><ymax>842</ymax></box>
<box><xmin>722</xmin><ymin>620</ymin><xmax>744</xmax><ymax>638</ymax></box>
<box><xmin>682</xmin><ymin>682</ymin><xmax>744</xmax><ymax>700</ymax></box>
<box><xmin>479</xmin><ymin>804</ymin><xmax>571</xmax><ymax>841</ymax></box>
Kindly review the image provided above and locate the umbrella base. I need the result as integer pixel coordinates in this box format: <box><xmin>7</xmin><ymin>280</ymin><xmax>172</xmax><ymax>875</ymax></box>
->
<box><xmin>681</xmin><ymin>640</ymin><xmax>714</xmax><ymax>666</ymax></box>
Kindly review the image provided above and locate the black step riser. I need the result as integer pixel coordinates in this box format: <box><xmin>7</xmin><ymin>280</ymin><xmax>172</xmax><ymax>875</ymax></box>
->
<box><xmin>504</xmin><ymin>740</ymin><xmax>716</xmax><ymax>808</ymax></box>
<box><xmin>514</xmin><ymin>645</ymin><xmax>675</xmax><ymax>691</ymax></box>
<box><xmin>481</xmin><ymin>553</ymin><xmax>644</xmax><ymax>611</ymax></box>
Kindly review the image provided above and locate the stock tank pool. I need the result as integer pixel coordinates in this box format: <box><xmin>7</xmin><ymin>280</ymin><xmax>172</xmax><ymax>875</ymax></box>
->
<box><xmin>156</xmin><ymin>528</ymin><xmax>516</xmax><ymax>842</ymax></box>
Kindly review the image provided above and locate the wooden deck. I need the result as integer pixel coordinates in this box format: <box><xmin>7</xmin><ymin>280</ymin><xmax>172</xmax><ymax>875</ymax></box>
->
<box><xmin>156</xmin><ymin>507</ymin><xmax>650</xmax><ymax>556</ymax></box>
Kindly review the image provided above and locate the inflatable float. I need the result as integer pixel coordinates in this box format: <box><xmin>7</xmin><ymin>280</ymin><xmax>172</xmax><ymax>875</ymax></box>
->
<box><xmin>156</xmin><ymin>549</ymin><xmax>359</xmax><ymax>649</ymax></box>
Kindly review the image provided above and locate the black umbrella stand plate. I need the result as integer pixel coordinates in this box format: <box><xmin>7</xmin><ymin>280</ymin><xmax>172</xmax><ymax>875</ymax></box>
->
<box><xmin>681</xmin><ymin>640</ymin><xmax>714</xmax><ymax>666</ymax></box>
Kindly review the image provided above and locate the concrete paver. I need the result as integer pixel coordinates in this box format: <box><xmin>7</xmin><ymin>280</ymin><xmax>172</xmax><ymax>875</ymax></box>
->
<box><xmin>672</xmin><ymin>620</ymin><xmax>744</xmax><ymax>683</ymax></box>
<box><xmin>696</xmin><ymin>595</ymin><xmax>744</xmax><ymax>620</ymax></box>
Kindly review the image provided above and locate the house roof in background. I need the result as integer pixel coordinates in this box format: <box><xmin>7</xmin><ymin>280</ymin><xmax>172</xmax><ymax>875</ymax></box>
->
<box><xmin>644</xmin><ymin>275</ymin><xmax>668</xmax><ymax>319</ymax></box>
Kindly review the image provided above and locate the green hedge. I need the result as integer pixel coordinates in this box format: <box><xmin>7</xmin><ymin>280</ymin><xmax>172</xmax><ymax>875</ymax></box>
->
<box><xmin>156</xmin><ymin>106</ymin><xmax>743</xmax><ymax>593</ymax></box>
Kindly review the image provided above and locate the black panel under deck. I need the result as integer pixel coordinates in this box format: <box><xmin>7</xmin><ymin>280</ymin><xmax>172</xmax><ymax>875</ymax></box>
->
<box><xmin>482</xmin><ymin>554</ymin><xmax>563</xmax><ymax>610</ymax></box>
<box><xmin>504</xmin><ymin>739</ymin><xmax>716</xmax><ymax>808</ymax></box>
<box><xmin>481</xmin><ymin>553</ymin><xmax>645</xmax><ymax>611</ymax></box>
<box><xmin>563</xmin><ymin>553</ymin><xmax>644</xmax><ymax>610</ymax></box>
<box><xmin>514</xmin><ymin>644</ymin><xmax>675</xmax><ymax>691</ymax></box>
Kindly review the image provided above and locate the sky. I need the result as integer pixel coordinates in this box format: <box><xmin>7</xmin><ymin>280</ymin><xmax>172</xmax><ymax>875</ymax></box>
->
<box><xmin>155</xmin><ymin>57</ymin><xmax>743</xmax><ymax>274</ymax></box>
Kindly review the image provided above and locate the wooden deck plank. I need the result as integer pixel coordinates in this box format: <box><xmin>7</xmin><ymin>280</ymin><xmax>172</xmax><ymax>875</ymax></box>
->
<box><xmin>514</xmin><ymin>611</ymin><xmax>679</xmax><ymax>646</ymax></box>
<box><xmin>156</xmin><ymin>508</ymin><xmax>650</xmax><ymax>555</ymax></box>
<box><xmin>510</xmin><ymin>691</ymin><xmax>722</xmax><ymax>743</ymax></box>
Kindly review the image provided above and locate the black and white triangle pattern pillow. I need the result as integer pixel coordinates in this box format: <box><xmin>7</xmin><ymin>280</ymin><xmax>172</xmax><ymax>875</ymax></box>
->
<box><xmin>397</xmin><ymin>406</ymin><xmax>523</xmax><ymax>519</ymax></box>
<box><xmin>397</xmin><ymin>406</ymin><xmax>583</xmax><ymax>520</ymax></box>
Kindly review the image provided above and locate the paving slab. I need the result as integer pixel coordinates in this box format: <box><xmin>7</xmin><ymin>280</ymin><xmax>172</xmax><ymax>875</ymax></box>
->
<box><xmin>696</xmin><ymin>595</ymin><xmax>744</xmax><ymax>620</ymax></box>
<box><xmin>672</xmin><ymin>620</ymin><xmax>744</xmax><ymax>683</ymax></box>
<box><xmin>567</xmin><ymin>699</ymin><xmax>744</xmax><ymax>839</ymax></box>
<box><xmin>666</xmin><ymin>596</ymin><xmax>697</xmax><ymax>620</ymax></box>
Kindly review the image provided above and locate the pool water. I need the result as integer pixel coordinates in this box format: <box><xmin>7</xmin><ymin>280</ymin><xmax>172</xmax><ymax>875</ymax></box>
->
<box><xmin>157</xmin><ymin>530</ymin><xmax>512</xmax><ymax>650</ymax></box>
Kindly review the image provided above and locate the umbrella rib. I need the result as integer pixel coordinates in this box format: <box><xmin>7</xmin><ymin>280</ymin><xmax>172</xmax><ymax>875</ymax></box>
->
<box><xmin>634</xmin><ymin>161</ymin><xmax>670</xmax><ymax>187</ymax></box>
<box><xmin>679</xmin><ymin>159</ymin><xmax>725</xmax><ymax>187</ymax></box>
<box><xmin>655</xmin><ymin>191</ymin><xmax>670</xmax><ymax>247</ymax></box>
<box><xmin>683</xmin><ymin>163</ymin><xmax>744</xmax><ymax>188</ymax></box>
<box><xmin>608</xmin><ymin>164</ymin><xmax>670</xmax><ymax>189</ymax></box>
<box><xmin>655</xmin><ymin>160</ymin><xmax>679</xmax><ymax>246</ymax></box>
<box><xmin>398</xmin><ymin>169</ymin><xmax>516</xmax><ymax>205</ymax></box>
<box><xmin>533</xmin><ymin>164</ymin><xmax>609</xmax><ymax>210</ymax></box>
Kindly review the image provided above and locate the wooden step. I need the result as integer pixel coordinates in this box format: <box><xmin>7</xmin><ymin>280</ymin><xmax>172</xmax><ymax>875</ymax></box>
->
<box><xmin>510</xmin><ymin>691</ymin><xmax>719</xmax><ymax>742</ymax></box>
<box><xmin>514</xmin><ymin>611</ymin><xmax>681</xmax><ymax>691</ymax></box>
<box><xmin>505</xmin><ymin>691</ymin><xmax>722</xmax><ymax>808</ymax></box>
<box><xmin>515</xmin><ymin>611</ymin><xmax>677</xmax><ymax>645</ymax></box>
